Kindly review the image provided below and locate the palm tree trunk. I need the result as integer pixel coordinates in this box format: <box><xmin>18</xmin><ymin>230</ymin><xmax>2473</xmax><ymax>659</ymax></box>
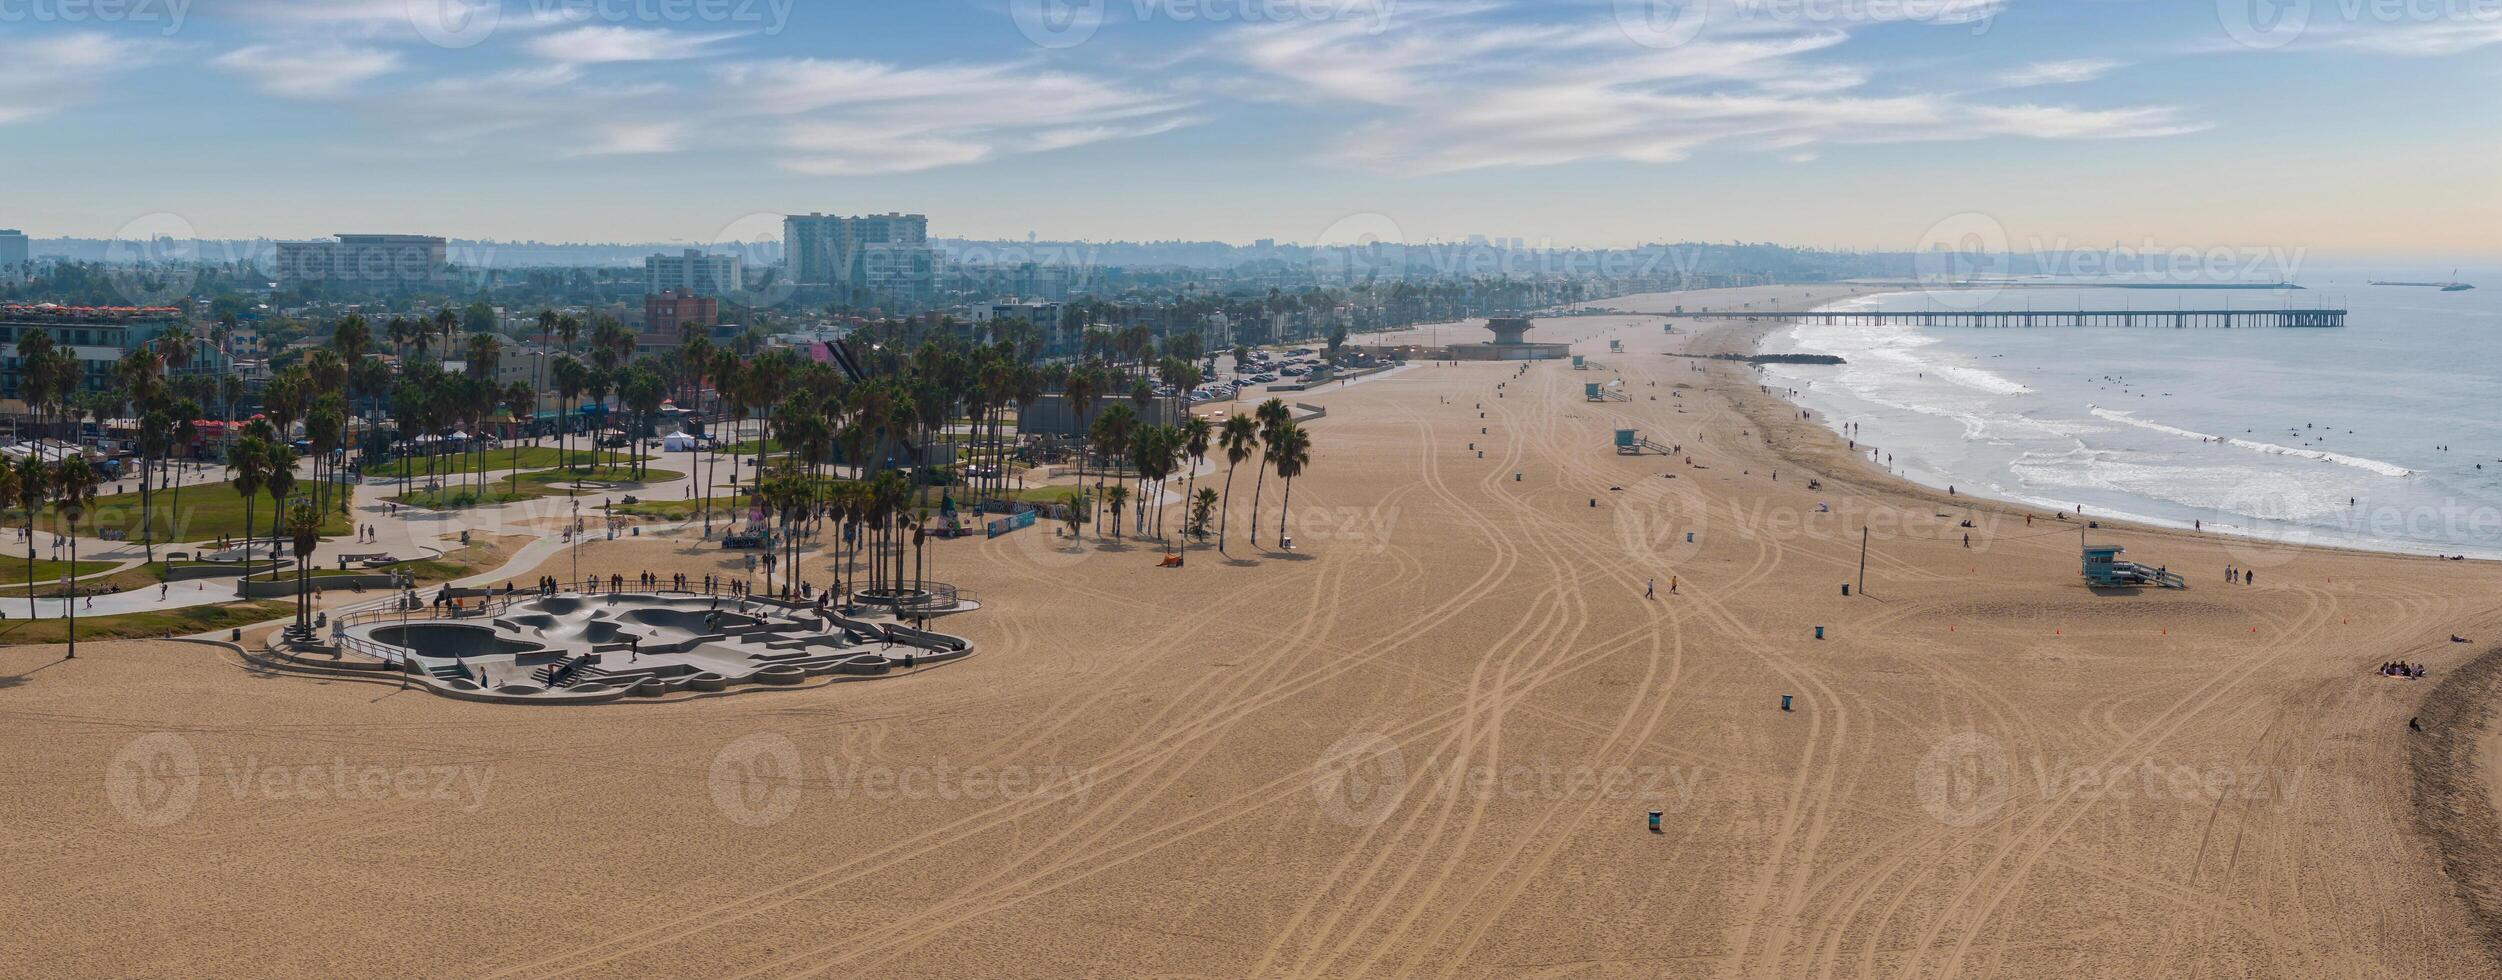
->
<box><xmin>1218</xmin><ymin>463</ymin><xmax>1237</xmax><ymax>555</ymax></box>
<box><xmin>1279</xmin><ymin>476</ymin><xmax>1294</xmax><ymax>544</ymax></box>
<box><xmin>1249</xmin><ymin>465</ymin><xmax>1268</xmax><ymax>546</ymax></box>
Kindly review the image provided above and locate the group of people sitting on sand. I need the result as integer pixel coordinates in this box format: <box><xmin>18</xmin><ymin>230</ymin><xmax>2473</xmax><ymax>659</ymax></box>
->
<box><xmin>2378</xmin><ymin>662</ymin><xmax>2427</xmax><ymax>679</ymax></box>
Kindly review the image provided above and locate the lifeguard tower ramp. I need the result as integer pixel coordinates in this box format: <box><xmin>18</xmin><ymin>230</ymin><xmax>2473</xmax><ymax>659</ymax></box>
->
<box><xmin>2082</xmin><ymin>544</ymin><xmax>2187</xmax><ymax>590</ymax></box>
<box><xmin>1585</xmin><ymin>382</ymin><xmax>1630</xmax><ymax>403</ymax></box>
<box><xmin>1615</xmin><ymin>429</ymin><xmax>1671</xmax><ymax>456</ymax></box>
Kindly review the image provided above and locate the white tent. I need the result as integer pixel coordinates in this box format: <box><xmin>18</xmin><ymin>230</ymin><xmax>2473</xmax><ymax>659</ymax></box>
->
<box><xmin>662</xmin><ymin>431</ymin><xmax>702</xmax><ymax>452</ymax></box>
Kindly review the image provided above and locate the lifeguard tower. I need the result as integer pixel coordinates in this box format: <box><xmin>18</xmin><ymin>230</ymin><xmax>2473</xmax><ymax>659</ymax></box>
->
<box><xmin>1571</xmin><ymin>354</ymin><xmax>1590</xmax><ymax>370</ymax></box>
<box><xmin>2082</xmin><ymin>544</ymin><xmax>2187</xmax><ymax>589</ymax></box>
<box><xmin>1615</xmin><ymin>429</ymin><xmax>1671</xmax><ymax>455</ymax></box>
<box><xmin>1609</xmin><ymin>339</ymin><xmax>1625</xmax><ymax>353</ymax></box>
<box><xmin>1585</xmin><ymin>382</ymin><xmax>1629</xmax><ymax>403</ymax></box>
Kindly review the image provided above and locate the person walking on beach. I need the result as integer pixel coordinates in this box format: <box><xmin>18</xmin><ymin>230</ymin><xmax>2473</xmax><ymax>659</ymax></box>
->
<box><xmin>1646</xmin><ymin>578</ymin><xmax>1656</xmax><ymax>599</ymax></box>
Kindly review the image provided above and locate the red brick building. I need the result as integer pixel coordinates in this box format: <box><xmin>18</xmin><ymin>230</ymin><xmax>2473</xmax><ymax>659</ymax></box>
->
<box><xmin>641</xmin><ymin>289</ymin><xmax>716</xmax><ymax>350</ymax></box>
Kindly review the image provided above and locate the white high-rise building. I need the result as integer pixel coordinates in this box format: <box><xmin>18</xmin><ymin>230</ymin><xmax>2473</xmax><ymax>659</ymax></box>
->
<box><xmin>783</xmin><ymin>212</ymin><xmax>932</xmax><ymax>291</ymax></box>
<box><xmin>645</xmin><ymin>249</ymin><xmax>742</xmax><ymax>295</ymax></box>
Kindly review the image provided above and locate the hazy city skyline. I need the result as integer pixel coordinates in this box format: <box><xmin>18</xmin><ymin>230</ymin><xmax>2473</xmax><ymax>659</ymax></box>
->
<box><xmin>2</xmin><ymin>0</ymin><xmax>2498</xmax><ymax>255</ymax></box>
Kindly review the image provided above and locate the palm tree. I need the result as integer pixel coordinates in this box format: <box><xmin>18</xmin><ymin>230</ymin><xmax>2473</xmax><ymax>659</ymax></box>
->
<box><xmin>1088</xmin><ymin>403</ymin><xmax>1136</xmax><ymax>535</ymax></box>
<box><xmin>1104</xmin><ymin>484</ymin><xmax>1129</xmax><ymax>541</ymax></box>
<box><xmin>286</xmin><ymin>498</ymin><xmax>322</xmax><ymax>634</ymax></box>
<box><xmin>262</xmin><ymin>444</ymin><xmax>297</xmax><ymax>581</ymax></box>
<box><xmin>1268</xmin><ymin>421</ymin><xmax>1312</xmax><ymax>549</ymax></box>
<box><xmin>228</xmin><ymin>433</ymin><xmax>269</xmax><ymax>577</ymax></box>
<box><xmin>16</xmin><ymin>455</ymin><xmax>48</xmax><ymax>621</ymax></box>
<box><xmin>1247</xmin><ymin>398</ymin><xmax>1290</xmax><ymax>546</ymax></box>
<box><xmin>504</xmin><ymin>382</ymin><xmax>535</xmax><ymax>489</ymax></box>
<box><xmin>1216</xmin><ymin>414</ymin><xmax>1257</xmax><ymax>555</ymax></box>
<box><xmin>1180</xmin><ymin>415</ymin><xmax>1211</xmax><ymax>550</ymax></box>
<box><xmin>1189</xmin><ymin>488</ymin><xmax>1219</xmax><ymax>542</ymax></box>
<box><xmin>51</xmin><ymin>456</ymin><xmax>97</xmax><ymax>656</ymax></box>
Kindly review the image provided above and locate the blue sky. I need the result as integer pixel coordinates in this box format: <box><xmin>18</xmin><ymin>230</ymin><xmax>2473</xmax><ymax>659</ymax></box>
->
<box><xmin>1</xmin><ymin>0</ymin><xmax>2496</xmax><ymax>255</ymax></box>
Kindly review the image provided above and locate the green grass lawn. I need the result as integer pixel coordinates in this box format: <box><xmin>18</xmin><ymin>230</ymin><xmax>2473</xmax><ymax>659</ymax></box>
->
<box><xmin>365</xmin><ymin>446</ymin><xmax>640</xmax><ymax>478</ymax></box>
<box><xmin>0</xmin><ymin>599</ymin><xmax>295</xmax><ymax>644</ymax></box>
<box><xmin>0</xmin><ymin>558</ymin><xmax>117</xmax><ymax>585</ymax></box>
<box><xmin>2</xmin><ymin>483</ymin><xmax>351</xmax><ymax>544</ymax></box>
<box><xmin>608</xmin><ymin>494</ymin><xmax>761</xmax><ymax>522</ymax></box>
<box><xmin>386</xmin><ymin>467</ymin><xmax>681</xmax><ymax>511</ymax></box>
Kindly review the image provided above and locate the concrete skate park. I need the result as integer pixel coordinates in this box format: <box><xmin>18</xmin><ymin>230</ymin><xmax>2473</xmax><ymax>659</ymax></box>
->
<box><xmin>301</xmin><ymin>591</ymin><xmax>974</xmax><ymax>704</ymax></box>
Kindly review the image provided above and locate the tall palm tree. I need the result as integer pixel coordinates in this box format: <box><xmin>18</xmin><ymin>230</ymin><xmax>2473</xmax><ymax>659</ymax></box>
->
<box><xmin>1248</xmin><ymin>398</ymin><xmax>1290</xmax><ymax>546</ymax></box>
<box><xmin>1268</xmin><ymin>421</ymin><xmax>1312</xmax><ymax>549</ymax></box>
<box><xmin>1179</xmin><ymin>415</ymin><xmax>1211</xmax><ymax>551</ymax></box>
<box><xmin>504</xmin><ymin>382</ymin><xmax>535</xmax><ymax>489</ymax></box>
<box><xmin>228</xmin><ymin>434</ymin><xmax>270</xmax><ymax>580</ymax></box>
<box><xmin>286</xmin><ymin>498</ymin><xmax>322</xmax><ymax>634</ymax></box>
<box><xmin>1088</xmin><ymin>403</ymin><xmax>1136</xmax><ymax>536</ymax></box>
<box><xmin>262</xmin><ymin>444</ymin><xmax>297</xmax><ymax>581</ymax></box>
<box><xmin>1104</xmin><ymin>485</ymin><xmax>1129</xmax><ymax>541</ymax></box>
<box><xmin>1216</xmin><ymin>414</ymin><xmax>1257</xmax><ymax>556</ymax></box>
<box><xmin>16</xmin><ymin>455</ymin><xmax>49</xmax><ymax>621</ymax></box>
<box><xmin>50</xmin><ymin>456</ymin><xmax>97</xmax><ymax>655</ymax></box>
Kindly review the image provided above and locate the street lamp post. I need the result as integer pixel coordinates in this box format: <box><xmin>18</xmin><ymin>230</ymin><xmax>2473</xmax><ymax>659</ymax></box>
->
<box><xmin>569</xmin><ymin>497</ymin><xmax>581</xmax><ymax>591</ymax></box>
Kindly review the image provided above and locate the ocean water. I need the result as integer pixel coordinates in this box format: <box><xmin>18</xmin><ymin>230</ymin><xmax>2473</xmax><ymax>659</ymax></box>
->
<box><xmin>1761</xmin><ymin>267</ymin><xmax>2502</xmax><ymax>558</ymax></box>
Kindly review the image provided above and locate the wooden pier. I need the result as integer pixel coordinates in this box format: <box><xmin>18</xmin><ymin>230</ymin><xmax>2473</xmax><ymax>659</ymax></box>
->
<box><xmin>1666</xmin><ymin>308</ymin><xmax>2346</xmax><ymax>329</ymax></box>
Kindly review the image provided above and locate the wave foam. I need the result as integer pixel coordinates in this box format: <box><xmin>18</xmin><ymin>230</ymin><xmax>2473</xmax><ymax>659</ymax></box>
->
<box><xmin>2091</xmin><ymin>408</ymin><xmax>2413</xmax><ymax>478</ymax></box>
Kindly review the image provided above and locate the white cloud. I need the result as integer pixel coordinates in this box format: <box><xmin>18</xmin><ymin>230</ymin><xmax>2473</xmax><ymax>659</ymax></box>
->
<box><xmin>0</xmin><ymin>34</ymin><xmax>165</xmax><ymax>124</ymax></box>
<box><xmin>1217</xmin><ymin>1</ymin><xmax>2193</xmax><ymax>173</ymax></box>
<box><xmin>215</xmin><ymin>43</ymin><xmax>403</xmax><ymax>99</ymax></box>
<box><xmin>580</xmin><ymin>121</ymin><xmax>687</xmax><ymax>156</ymax></box>
<box><xmin>719</xmin><ymin>58</ymin><xmax>1196</xmax><ymax>176</ymax></box>
<box><xmin>1999</xmin><ymin>59</ymin><xmax>2125</xmax><ymax>87</ymax></box>
<box><xmin>527</xmin><ymin>26</ymin><xmax>741</xmax><ymax>63</ymax></box>
<box><xmin>2329</xmin><ymin>18</ymin><xmax>2502</xmax><ymax>56</ymax></box>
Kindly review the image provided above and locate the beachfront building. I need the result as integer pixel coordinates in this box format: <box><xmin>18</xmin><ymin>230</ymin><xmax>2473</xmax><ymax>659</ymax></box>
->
<box><xmin>645</xmin><ymin>249</ymin><xmax>742</xmax><ymax>296</ymax></box>
<box><xmin>0</xmin><ymin>304</ymin><xmax>189</xmax><ymax>408</ymax></box>
<box><xmin>273</xmin><ymin>234</ymin><xmax>449</xmax><ymax>286</ymax></box>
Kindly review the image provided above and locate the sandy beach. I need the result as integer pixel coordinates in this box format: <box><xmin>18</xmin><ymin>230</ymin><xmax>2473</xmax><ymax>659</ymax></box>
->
<box><xmin>8</xmin><ymin>284</ymin><xmax>2502</xmax><ymax>978</ymax></box>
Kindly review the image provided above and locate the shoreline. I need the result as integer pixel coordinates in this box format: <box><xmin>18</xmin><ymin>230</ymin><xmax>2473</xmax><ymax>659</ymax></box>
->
<box><xmin>1710</xmin><ymin>296</ymin><xmax>2502</xmax><ymax>569</ymax></box>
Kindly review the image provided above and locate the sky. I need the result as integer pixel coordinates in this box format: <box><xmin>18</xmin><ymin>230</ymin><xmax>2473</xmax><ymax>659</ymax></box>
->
<box><xmin>0</xmin><ymin>0</ymin><xmax>2497</xmax><ymax>257</ymax></box>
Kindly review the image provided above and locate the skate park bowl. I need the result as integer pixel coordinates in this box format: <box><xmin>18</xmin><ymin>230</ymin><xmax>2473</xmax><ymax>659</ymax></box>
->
<box><xmin>370</xmin><ymin>623</ymin><xmax>545</xmax><ymax>660</ymax></box>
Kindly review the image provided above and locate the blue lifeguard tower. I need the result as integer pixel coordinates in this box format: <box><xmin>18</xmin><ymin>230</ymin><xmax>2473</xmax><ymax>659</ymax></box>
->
<box><xmin>2082</xmin><ymin>544</ymin><xmax>2187</xmax><ymax>589</ymax></box>
<box><xmin>1614</xmin><ymin>429</ymin><xmax>1670</xmax><ymax>456</ymax></box>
